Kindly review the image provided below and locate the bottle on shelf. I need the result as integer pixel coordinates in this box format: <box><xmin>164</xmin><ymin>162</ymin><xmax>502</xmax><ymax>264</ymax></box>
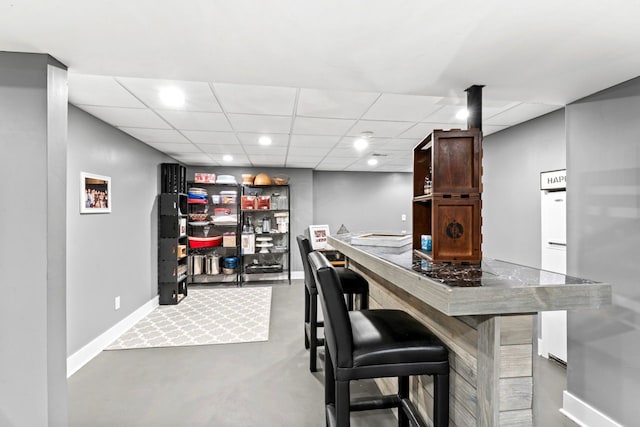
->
<box><xmin>424</xmin><ymin>166</ymin><xmax>432</xmax><ymax>195</ymax></box>
<box><xmin>242</xmin><ymin>214</ymin><xmax>255</xmax><ymax>254</ymax></box>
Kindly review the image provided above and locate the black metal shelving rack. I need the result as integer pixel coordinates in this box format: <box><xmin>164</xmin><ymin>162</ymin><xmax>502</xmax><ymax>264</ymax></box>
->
<box><xmin>240</xmin><ymin>184</ymin><xmax>291</xmax><ymax>284</ymax></box>
<box><xmin>186</xmin><ymin>182</ymin><xmax>241</xmax><ymax>287</ymax></box>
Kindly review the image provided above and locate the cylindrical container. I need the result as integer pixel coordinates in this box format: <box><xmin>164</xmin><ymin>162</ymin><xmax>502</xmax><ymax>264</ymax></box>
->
<box><xmin>421</xmin><ymin>234</ymin><xmax>432</xmax><ymax>251</ymax></box>
<box><xmin>224</xmin><ymin>256</ymin><xmax>238</xmax><ymax>269</ymax></box>
<box><xmin>205</xmin><ymin>255</ymin><xmax>220</xmax><ymax>275</ymax></box>
<box><xmin>191</xmin><ymin>255</ymin><xmax>204</xmax><ymax>275</ymax></box>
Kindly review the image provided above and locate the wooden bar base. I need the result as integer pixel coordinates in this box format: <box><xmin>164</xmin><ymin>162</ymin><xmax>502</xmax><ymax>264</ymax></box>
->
<box><xmin>351</xmin><ymin>261</ymin><xmax>534</xmax><ymax>427</ymax></box>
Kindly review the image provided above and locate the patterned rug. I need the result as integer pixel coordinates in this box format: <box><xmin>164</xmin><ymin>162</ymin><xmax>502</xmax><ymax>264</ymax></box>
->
<box><xmin>106</xmin><ymin>287</ymin><xmax>272</xmax><ymax>350</ymax></box>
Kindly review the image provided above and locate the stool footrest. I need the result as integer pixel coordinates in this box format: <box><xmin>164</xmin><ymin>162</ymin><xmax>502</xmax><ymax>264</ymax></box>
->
<box><xmin>350</xmin><ymin>394</ymin><xmax>401</xmax><ymax>412</ymax></box>
<box><xmin>400</xmin><ymin>397</ymin><xmax>427</xmax><ymax>427</ymax></box>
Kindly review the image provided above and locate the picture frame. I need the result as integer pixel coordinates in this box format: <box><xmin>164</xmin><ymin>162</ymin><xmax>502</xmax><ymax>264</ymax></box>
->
<box><xmin>80</xmin><ymin>172</ymin><xmax>111</xmax><ymax>214</ymax></box>
<box><xmin>309</xmin><ymin>224</ymin><xmax>331</xmax><ymax>250</ymax></box>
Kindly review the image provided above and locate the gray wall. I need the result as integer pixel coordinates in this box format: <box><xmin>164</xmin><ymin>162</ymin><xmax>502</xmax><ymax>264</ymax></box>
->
<box><xmin>313</xmin><ymin>171</ymin><xmax>413</xmax><ymax>236</ymax></box>
<box><xmin>482</xmin><ymin>109</ymin><xmax>566</xmax><ymax>266</ymax></box>
<box><xmin>0</xmin><ymin>52</ymin><xmax>68</xmax><ymax>427</ymax></box>
<box><xmin>184</xmin><ymin>167</ymin><xmax>413</xmax><ymax>272</ymax></box>
<box><xmin>565</xmin><ymin>77</ymin><xmax>640</xmax><ymax>425</ymax></box>
<box><xmin>67</xmin><ymin>105</ymin><xmax>173</xmax><ymax>355</ymax></box>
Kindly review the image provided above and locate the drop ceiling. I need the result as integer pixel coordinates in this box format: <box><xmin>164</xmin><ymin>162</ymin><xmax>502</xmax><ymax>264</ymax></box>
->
<box><xmin>2</xmin><ymin>1</ymin><xmax>640</xmax><ymax>172</ymax></box>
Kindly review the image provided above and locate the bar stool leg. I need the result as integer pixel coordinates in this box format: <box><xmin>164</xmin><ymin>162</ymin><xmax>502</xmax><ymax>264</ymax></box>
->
<box><xmin>325</xmin><ymin>349</ymin><xmax>335</xmax><ymax>406</ymax></box>
<box><xmin>398</xmin><ymin>376</ymin><xmax>410</xmax><ymax>427</ymax></box>
<box><xmin>346</xmin><ymin>293</ymin><xmax>354</xmax><ymax>311</ymax></box>
<box><xmin>304</xmin><ymin>287</ymin><xmax>310</xmax><ymax>349</ymax></box>
<box><xmin>360</xmin><ymin>289</ymin><xmax>369</xmax><ymax>309</ymax></box>
<box><xmin>309</xmin><ymin>292</ymin><xmax>319</xmax><ymax>372</ymax></box>
<box><xmin>433</xmin><ymin>373</ymin><xmax>450</xmax><ymax>427</ymax></box>
<box><xmin>336</xmin><ymin>380</ymin><xmax>350</xmax><ymax>427</ymax></box>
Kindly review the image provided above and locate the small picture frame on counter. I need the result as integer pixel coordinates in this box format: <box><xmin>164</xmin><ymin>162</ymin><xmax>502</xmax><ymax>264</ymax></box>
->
<box><xmin>309</xmin><ymin>224</ymin><xmax>331</xmax><ymax>250</ymax></box>
<box><xmin>80</xmin><ymin>172</ymin><xmax>111</xmax><ymax>214</ymax></box>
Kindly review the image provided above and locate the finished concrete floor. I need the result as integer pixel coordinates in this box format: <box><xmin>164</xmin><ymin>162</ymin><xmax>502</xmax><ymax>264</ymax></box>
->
<box><xmin>68</xmin><ymin>279</ymin><xmax>576</xmax><ymax>426</ymax></box>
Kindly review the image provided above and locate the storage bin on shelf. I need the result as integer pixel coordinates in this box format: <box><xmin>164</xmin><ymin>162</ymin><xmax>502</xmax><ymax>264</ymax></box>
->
<box><xmin>188</xmin><ymin>235</ymin><xmax>222</xmax><ymax>249</ymax></box>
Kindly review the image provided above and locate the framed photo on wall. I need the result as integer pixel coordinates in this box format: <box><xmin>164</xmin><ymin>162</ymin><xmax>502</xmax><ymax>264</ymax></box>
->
<box><xmin>80</xmin><ymin>172</ymin><xmax>111</xmax><ymax>214</ymax></box>
<box><xmin>309</xmin><ymin>224</ymin><xmax>331</xmax><ymax>250</ymax></box>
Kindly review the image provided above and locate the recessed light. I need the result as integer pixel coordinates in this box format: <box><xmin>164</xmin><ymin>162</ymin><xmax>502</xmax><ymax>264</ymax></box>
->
<box><xmin>223</xmin><ymin>155</ymin><xmax>233</xmax><ymax>162</ymax></box>
<box><xmin>354</xmin><ymin>138</ymin><xmax>368</xmax><ymax>150</ymax></box>
<box><xmin>158</xmin><ymin>87</ymin><xmax>185</xmax><ymax>108</ymax></box>
<box><xmin>258</xmin><ymin>136</ymin><xmax>272</xmax><ymax>146</ymax></box>
<box><xmin>368</xmin><ymin>158</ymin><xmax>378</xmax><ymax>166</ymax></box>
<box><xmin>456</xmin><ymin>108</ymin><xmax>469</xmax><ymax>120</ymax></box>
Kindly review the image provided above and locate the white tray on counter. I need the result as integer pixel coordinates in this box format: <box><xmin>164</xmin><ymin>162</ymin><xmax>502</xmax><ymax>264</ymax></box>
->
<box><xmin>350</xmin><ymin>233</ymin><xmax>412</xmax><ymax>248</ymax></box>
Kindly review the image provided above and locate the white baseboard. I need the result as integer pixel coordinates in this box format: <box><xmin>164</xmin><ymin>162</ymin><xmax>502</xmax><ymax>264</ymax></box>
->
<box><xmin>561</xmin><ymin>391</ymin><xmax>622</xmax><ymax>427</ymax></box>
<box><xmin>67</xmin><ymin>296</ymin><xmax>159</xmax><ymax>377</ymax></box>
<box><xmin>291</xmin><ymin>270</ymin><xmax>304</xmax><ymax>280</ymax></box>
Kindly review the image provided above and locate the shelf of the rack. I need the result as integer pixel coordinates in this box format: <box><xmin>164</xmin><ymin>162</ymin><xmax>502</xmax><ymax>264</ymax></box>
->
<box><xmin>241</xmin><ymin>209</ymin><xmax>289</xmax><ymax>213</ymax></box>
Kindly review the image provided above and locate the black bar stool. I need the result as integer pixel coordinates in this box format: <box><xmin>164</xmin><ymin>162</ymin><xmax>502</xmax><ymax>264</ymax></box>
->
<box><xmin>308</xmin><ymin>251</ymin><xmax>450</xmax><ymax>427</ymax></box>
<box><xmin>297</xmin><ymin>235</ymin><xmax>369</xmax><ymax>372</ymax></box>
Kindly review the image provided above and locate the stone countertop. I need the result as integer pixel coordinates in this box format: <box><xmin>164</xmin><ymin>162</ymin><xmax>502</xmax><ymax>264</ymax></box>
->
<box><xmin>328</xmin><ymin>235</ymin><xmax>612</xmax><ymax>316</ymax></box>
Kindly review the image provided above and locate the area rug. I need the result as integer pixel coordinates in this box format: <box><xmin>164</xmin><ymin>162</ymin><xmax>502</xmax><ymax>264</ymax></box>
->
<box><xmin>106</xmin><ymin>287</ymin><xmax>272</xmax><ymax>350</ymax></box>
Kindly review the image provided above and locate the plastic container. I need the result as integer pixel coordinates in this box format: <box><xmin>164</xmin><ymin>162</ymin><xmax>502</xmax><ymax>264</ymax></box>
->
<box><xmin>188</xmin><ymin>235</ymin><xmax>222</xmax><ymax>248</ymax></box>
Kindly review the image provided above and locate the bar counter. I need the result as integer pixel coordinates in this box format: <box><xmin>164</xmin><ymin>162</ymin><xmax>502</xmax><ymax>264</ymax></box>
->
<box><xmin>327</xmin><ymin>235</ymin><xmax>611</xmax><ymax>427</ymax></box>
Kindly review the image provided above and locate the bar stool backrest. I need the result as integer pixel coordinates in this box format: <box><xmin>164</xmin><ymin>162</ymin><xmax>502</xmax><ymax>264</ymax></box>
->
<box><xmin>308</xmin><ymin>251</ymin><xmax>353</xmax><ymax>368</ymax></box>
<box><xmin>296</xmin><ymin>235</ymin><xmax>316</xmax><ymax>291</ymax></box>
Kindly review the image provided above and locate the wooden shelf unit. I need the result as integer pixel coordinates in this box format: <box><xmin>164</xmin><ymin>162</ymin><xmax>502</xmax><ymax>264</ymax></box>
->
<box><xmin>412</xmin><ymin>129</ymin><xmax>483</xmax><ymax>264</ymax></box>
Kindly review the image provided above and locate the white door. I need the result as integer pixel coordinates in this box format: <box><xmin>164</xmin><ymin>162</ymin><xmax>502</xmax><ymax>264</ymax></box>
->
<box><xmin>540</xmin><ymin>190</ymin><xmax>567</xmax><ymax>363</ymax></box>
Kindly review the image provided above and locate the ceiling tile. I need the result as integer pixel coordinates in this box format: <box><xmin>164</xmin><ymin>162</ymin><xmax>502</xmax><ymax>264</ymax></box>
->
<box><xmin>144</xmin><ymin>142</ymin><xmax>202</xmax><ymax>153</ymax></box>
<box><xmin>117</xmin><ymin>77</ymin><xmax>221</xmax><ymax>112</ymax></box>
<box><xmin>285</xmin><ymin>160</ymin><xmax>320</xmax><ymax>168</ymax></box>
<box><xmin>289</xmin><ymin>135</ymin><xmax>340</xmax><ymax>148</ymax></box>
<box><xmin>213</xmin><ymin>83</ymin><xmax>297</xmax><ymax>116</ymax></box>
<box><xmin>297</xmin><ymin>88</ymin><xmax>379</xmax><ymax>119</ymax></box>
<box><xmin>485</xmin><ymin>103</ymin><xmax>562</xmax><ymax>126</ymax></box>
<box><xmin>315</xmin><ymin>161</ymin><xmax>352</xmax><ymax>171</ymax></box>
<box><xmin>287</xmin><ymin>146</ymin><xmax>331</xmax><ymax>157</ymax></box>
<box><xmin>69</xmin><ymin>74</ymin><xmax>145</xmax><ymax>108</ymax></box>
<box><xmin>363</xmin><ymin>94</ymin><xmax>442</xmax><ymax>122</ymax></box>
<box><xmin>422</xmin><ymin>105</ymin><xmax>468</xmax><ymax>124</ymax></box>
<box><xmin>182</xmin><ymin>131</ymin><xmax>239</xmax><ymax>145</ymax></box>
<box><xmin>436</xmin><ymin>96</ymin><xmax>467</xmax><ymax>106</ymax></box>
<box><xmin>118</xmin><ymin>127</ymin><xmax>190</xmax><ymax>143</ymax></box>
<box><xmin>347</xmin><ymin>120</ymin><xmax>414</xmax><ymax>138</ymax></box>
<box><xmin>220</xmin><ymin>155</ymin><xmax>252</xmax><ymax>166</ymax></box>
<box><xmin>228</xmin><ymin>114</ymin><xmax>292</xmax><ymax>133</ymax></box>
<box><xmin>246</xmin><ymin>155</ymin><xmax>285</xmax><ymax>167</ymax></box>
<box><xmin>156</xmin><ymin>110</ymin><xmax>231</xmax><ymax>131</ymax></box>
<box><xmin>399</xmin><ymin>122</ymin><xmax>453</xmax><ymax>139</ymax></box>
<box><xmin>327</xmin><ymin>147</ymin><xmax>365</xmax><ymax>158</ymax></box>
<box><xmin>197</xmin><ymin>144</ymin><xmax>247</xmax><ymax>154</ymax></box>
<box><xmin>80</xmin><ymin>106</ymin><xmax>170</xmax><ymax>129</ymax></box>
<box><xmin>292</xmin><ymin>117</ymin><xmax>355</xmax><ymax>136</ymax></box>
<box><xmin>242</xmin><ymin>145</ymin><xmax>288</xmax><ymax>156</ymax></box>
<box><xmin>171</xmin><ymin>152</ymin><xmax>216</xmax><ymax>163</ymax></box>
<box><xmin>236</xmin><ymin>133</ymin><xmax>289</xmax><ymax>146</ymax></box>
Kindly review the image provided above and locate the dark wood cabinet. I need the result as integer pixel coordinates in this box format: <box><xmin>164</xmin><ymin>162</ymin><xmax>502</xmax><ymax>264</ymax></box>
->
<box><xmin>413</xmin><ymin>129</ymin><xmax>483</xmax><ymax>264</ymax></box>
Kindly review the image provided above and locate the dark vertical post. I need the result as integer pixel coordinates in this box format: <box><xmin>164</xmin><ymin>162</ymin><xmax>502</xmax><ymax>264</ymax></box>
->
<box><xmin>466</xmin><ymin>85</ymin><xmax>484</xmax><ymax>131</ymax></box>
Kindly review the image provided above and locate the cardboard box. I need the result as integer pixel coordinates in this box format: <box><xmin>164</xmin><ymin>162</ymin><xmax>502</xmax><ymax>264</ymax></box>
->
<box><xmin>223</xmin><ymin>233</ymin><xmax>236</xmax><ymax>247</ymax></box>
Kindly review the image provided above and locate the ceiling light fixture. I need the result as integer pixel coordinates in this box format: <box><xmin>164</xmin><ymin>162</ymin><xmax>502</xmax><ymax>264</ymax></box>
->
<box><xmin>158</xmin><ymin>87</ymin><xmax>185</xmax><ymax>108</ymax></box>
<box><xmin>368</xmin><ymin>158</ymin><xmax>378</xmax><ymax>166</ymax></box>
<box><xmin>222</xmin><ymin>154</ymin><xmax>233</xmax><ymax>162</ymax></box>
<box><xmin>258</xmin><ymin>136</ymin><xmax>272</xmax><ymax>146</ymax></box>
<box><xmin>354</xmin><ymin>131</ymin><xmax>373</xmax><ymax>151</ymax></box>
<box><xmin>456</xmin><ymin>108</ymin><xmax>469</xmax><ymax>120</ymax></box>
